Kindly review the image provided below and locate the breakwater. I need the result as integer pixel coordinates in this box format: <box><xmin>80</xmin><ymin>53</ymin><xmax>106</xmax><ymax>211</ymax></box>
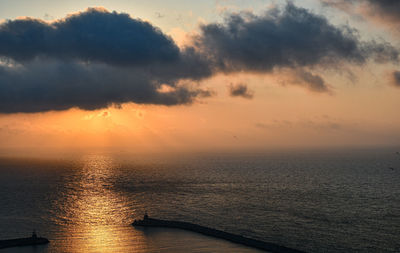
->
<box><xmin>0</xmin><ymin>236</ymin><xmax>49</xmax><ymax>249</ymax></box>
<box><xmin>132</xmin><ymin>217</ymin><xmax>305</xmax><ymax>253</ymax></box>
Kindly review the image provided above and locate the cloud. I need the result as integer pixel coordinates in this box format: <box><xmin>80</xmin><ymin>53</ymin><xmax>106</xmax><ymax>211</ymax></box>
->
<box><xmin>228</xmin><ymin>83</ymin><xmax>254</xmax><ymax>99</ymax></box>
<box><xmin>0</xmin><ymin>59</ymin><xmax>213</xmax><ymax>113</ymax></box>
<box><xmin>295</xmin><ymin>70</ymin><xmax>330</xmax><ymax>93</ymax></box>
<box><xmin>0</xmin><ymin>4</ymin><xmax>398</xmax><ymax>113</ymax></box>
<box><xmin>0</xmin><ymin>8</ymin><xmax>213</xmax><ymax>113</ymax></box>
<box><xmin>320</xmin><ymin>0</ymin><xmax>356</xmax><ymax>11</ymax></box>
<box><xmin>195</xmin><ymin>3</ymin><xmax>398</xmax><ymax>73</ymax></box>
<box><xmin>392</xmin><ymin>71</ymin><xmax>400</xmax><ymax>88</ymax></box>
<box><xmin>256</xmin><ymin>119</ymin><xmax>342</xmax><ymax>131</ymax></box>
<box><xmin>358</xmin><ymin>0</ymin><xmax>400</xmax><ymax>23</ymax></box>
<box><xmin>322</xmin><ymin>0</ymin><xmax>400</xmax><ymax>25</ymax></box>
<box><xmin>0</xmin><ymin>8</ymin><xmax>180</xmax><ymax>65</ymax></box>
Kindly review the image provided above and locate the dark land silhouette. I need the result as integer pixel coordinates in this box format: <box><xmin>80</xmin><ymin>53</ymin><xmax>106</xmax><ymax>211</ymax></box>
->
<box><xmin>0</xmin><ymin>231</ymin><xmax>49</xmax><ymax>249</ymax></box>
<box><xmin>132</xmin><ymin>214</ymin><xmax>305</xmax><ymax>253</ymax></box>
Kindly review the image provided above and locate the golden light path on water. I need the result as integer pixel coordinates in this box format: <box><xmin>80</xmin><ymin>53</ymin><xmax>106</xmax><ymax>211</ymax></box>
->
<box><xmin>48</xmin><ymin>154</ymin><xmax>262</xmax><ymax>253</ymax></box>
<box><xmin>56</xmin><ymin>154</ymin><xmax>140</xmax><ymax>252</ymax></box>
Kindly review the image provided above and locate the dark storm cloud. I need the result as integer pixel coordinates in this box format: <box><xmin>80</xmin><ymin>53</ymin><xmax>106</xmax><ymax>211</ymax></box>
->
<box><xmin>0</xmin><ymin>8</ymin><xmax>180</xmax><ymax>65</ymax></box>
<box><xmin>0</xmin><ymin>8</ymin><xmax>213</xmax><ymax>79</ymax></box>
<box><xmin>228</xmin><ymin>83</ymin><xmax>253</xmax><ymax>99</ymax></box>
<box><xmin>0</xmin><ymin>60</ymin><xmax>211</xmax><ymax>113</ymax></box>
<box><xmin>195</xmin><ymin>3</ymin><xmax>398</xmax><ymax>72</ymax></box>
<box><xmin>0</xmin><ymin>8</ymin><xmax>213</xmax><ymax>113</ymax></box>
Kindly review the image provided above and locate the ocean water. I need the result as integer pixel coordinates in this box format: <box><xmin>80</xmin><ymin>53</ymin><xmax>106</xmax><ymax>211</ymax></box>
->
<box><xmin>0</xmin><ymin>149</ymin><xmax>399</xmax><ymax>252</ymax></box>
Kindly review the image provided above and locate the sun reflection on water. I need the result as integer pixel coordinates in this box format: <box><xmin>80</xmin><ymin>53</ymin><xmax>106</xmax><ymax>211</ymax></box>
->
<box><xmin>55</xmin><ymin>154</ymin><xmax>144</xmax><ymax>252</ymax></box>
<box><xmin>48</xmin><ymin>154</ymin><xmax>264</xmax><ymax>253</ymax></box>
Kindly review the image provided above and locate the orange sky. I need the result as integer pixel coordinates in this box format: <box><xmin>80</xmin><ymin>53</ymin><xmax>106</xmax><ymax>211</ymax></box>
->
<box><xmin>0</xmin><ymin>1</ymin><xmax>400</xmax><ymax>153</ymax></box>
<box><xmin>1</xmin><ymin>70</ymin><xmax>399</xmax><ymax>153</ymax></box>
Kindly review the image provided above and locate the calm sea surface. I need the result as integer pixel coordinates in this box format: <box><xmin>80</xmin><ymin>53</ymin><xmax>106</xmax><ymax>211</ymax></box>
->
<box><xmin>0</xmin><ymin>149</ymin><xmax>399</xmax><ymax>252</ymax></box>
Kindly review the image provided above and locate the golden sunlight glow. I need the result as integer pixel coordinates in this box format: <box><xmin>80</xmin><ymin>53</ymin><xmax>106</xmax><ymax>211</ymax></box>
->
<box><xmin>57</xmin><ymin>154</ymin><xmax>149</xmax><ymax>252</ymax></box>
<box><xmin>0</xmin><ymin>72</ymin><xmax>399</xmax><ymax>153</ymax></box>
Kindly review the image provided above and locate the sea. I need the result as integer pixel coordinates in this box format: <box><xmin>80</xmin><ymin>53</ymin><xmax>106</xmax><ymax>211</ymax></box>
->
<box><xmin>0</xmin><ymin>148</ymin><xmax>399</xmax><ymax>252</ymax></box>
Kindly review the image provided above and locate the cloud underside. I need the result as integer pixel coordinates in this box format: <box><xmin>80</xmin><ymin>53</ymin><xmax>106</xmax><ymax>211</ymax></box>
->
<box><xmin>0</xmin><ymin>4</ymin><xmax>398</xmax><ymax>113</ymax></box>
<box><xmin>0</xmin><ymin>61</ymin><xmax>213</xmax><ymax>113</ymax></box>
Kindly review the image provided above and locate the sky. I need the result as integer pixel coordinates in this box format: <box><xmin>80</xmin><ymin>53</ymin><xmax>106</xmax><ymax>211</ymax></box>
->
<box><xmin>0</xmin><ymin>0</ymin><xmax>399</xmax><ymax>153</ymax></box>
